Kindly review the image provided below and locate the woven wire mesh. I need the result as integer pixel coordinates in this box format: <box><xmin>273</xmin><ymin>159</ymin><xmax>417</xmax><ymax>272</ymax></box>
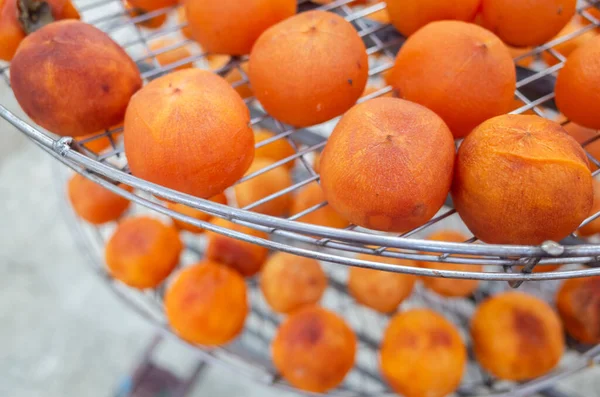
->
<box><xmin>3</xmin><ymin>0</ymin><xmax>600</xmax><ymax>280</ymax></box>
<box><xmin>55</xmin><ymin>156</ymin><xmax>600</xmax><ymax>397</ymax></box>
<box><xmin>3</xmin><ymin>0</ymin><xmax>600</xmax><ymax>395</ymax></box>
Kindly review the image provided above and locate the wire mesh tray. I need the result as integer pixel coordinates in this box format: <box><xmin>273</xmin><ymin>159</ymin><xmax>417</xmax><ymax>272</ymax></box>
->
<box><xmin>3</xmin><ymin>0</ymin><xmax>600</xmax><ymax>395</ymax></box>
<box><xmin>3</xmin><ymin>0</ymin><xmax>600</xmax><ymax>284</ymax></box>
<box><xmin>54</xmin><ymin>160</ymin><xmax>600</xmax><ymax>397</ymax></box>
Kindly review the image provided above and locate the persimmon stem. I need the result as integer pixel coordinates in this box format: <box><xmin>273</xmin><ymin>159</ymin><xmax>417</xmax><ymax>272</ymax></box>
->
<box><xmin>18</xmin><ymin>0</ymin><xmax>55</xmax><ymax>34</ymax></box>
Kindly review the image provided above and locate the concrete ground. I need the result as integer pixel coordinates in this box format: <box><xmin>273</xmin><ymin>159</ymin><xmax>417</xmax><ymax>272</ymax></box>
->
<box><xmin>1</xmin><ymin>80</ymin><xmax>599</xmax><ymax>397</ymax></box>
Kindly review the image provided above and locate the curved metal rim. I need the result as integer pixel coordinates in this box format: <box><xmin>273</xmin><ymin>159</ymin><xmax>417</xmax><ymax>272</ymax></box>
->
<box><xmin>4</xmin><ymin>105</ymin><xmax>600</xmax><ymax>264</ymax></box>
<box><xmin>72</xmin><ymin>170</ymin><xmax>600</xmax><ymax>281</ymax></box>
<box><xmin>5</xmin><ymin>1</ymin><xmax>599</xmax><ymax>392</ymax></box>
<box><xmin>53</xmin><ymin>160</ymin><xmax>600</xmax><ymax>397</ymax></box>
<box><xmin>7</xmin><ymin>109</ymin><xmax>600</xmax><ymax>281</ymax></box>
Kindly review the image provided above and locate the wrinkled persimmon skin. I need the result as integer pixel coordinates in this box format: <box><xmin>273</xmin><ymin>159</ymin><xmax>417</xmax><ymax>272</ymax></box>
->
<box><xmin>471</xmin><ymin>292</ymin><xmax>565</xmax><ymax>381</ymax></box>
<box><xmin>452</xmin><ymin>114</ymin><xmax>593</xmax><ymax>245</ymax></box>
<box><xmin>10</xmin><ymin>20</ymin><xmax>141</xmax><ymax>136</ymax></box>
<box><xmin>386</xmin><ymin>0</ymin><xmax>480</xmax><ymax>37</ymax></box>
<box><xmin>186</xmin><ymin>0</ymin><xmax>296</xmax><ymax>55</ymax></box>
<box><xmin>272</xmin><ymin>306</ymin><xmax>356</xmax><ymax>393</ymax></box>
<box><xmin>68</xmin><ymin>174</ymin><xmax>132</xmax><ymax>225</ymax></box>
<box><xmin>380</xmin><ymin>309</ymin><xmax>467</xmax><ymax>397</ymax></box>
<box><xmin>555</xmin><ymin>36</ymin><xmax>600</xmax><ymax>130</ymax></box>
<box><xmin>541</xmin><ymin>19</ymin><xmax>598</xmax><ymax>67</ymax></box>
<box><xmin>128</xmin><ymin>0</ymin><xmax>176</xmax><ymax>12</ymax></box>
<box><xmin>205</xmin><ymin>217</ymin><xmax>269</xmax><ymax>277</ymax></box>
<box><xmin>320</xmin><ymin>97</ymin><xmax>455</xmax><ymax>232</ymax></box>
<box><xmin>124</xmin><ymin>69</ymin><xmax>254</xmax><ymax>199</ymax></box>
<box><xmin>249</xmin><ymin>10</ymin><xmax>369</xmax><ymax>127</ymax></box>
<box><xmin>557</xmin><ymin>276</ymin><xmax>600</xmax><ymax>344</ymax></box>
<box><xmin>388</xmin><ymin>20</ymin><xmax>516</xmax><ymax>138</ymax></box>
<box><xmin>53</xmin><ymin>0</ymin><xmax>79</xmax><ymax>19</ymax></box>
<box><xmin>0</xmin><ymin>0</ymin><xmax>25</xmax><ymax>61</ymax></box>
<box><xmin>165</xmin><ymin>261</ymin><xmax>248</xmax><ymax>346</ymax></box>
<box><xmin>0</xmin><ymin>0</ymin><xmax>80</xmax><ymax>61</ymax></box>
<box><xmin>105</xmin><ymin>216</ymin><xmax>183</xmax><ymax>289</ymax></box>
<box><xmin>348</xmin><ymin>254</ymin><xmax>417</xmax><ymax>313</ymax></box>
<box><xmin>481</xmin><ymin>0</ymin><xmax>576</xmax><ymax>48</ymax></box>
<box><xmin>563</xmin><ymin>122</ymin><xmax>600</xmax><ymax>172</ymax></box>
<box><xmin>260</xmin><ymin>252</ymin><xmax>327</xmax><ymax>314</ymax></box>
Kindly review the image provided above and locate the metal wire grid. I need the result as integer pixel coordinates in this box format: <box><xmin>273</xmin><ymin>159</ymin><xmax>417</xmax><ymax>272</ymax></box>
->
<box><xmin>2</xmin><ymin>1</ymin><xmax>600</xmax><ymax>395</ymax></box>
<box><xmin>2</xmin><ymin>1</ymin><xmax>600</xmax><ymax>281</ymax></box>
<box><xmin>10</xmin><ymin>87</ymin><xmax>595</xmax><ymax>397</ymax></box>
<box><xmin>12</xmin><ymin>93</ymin><xmax>590</xmax><ymax>397</ymax></box>
<box><xmin>55</xmin><ymin>157</ymin><xmax>600</xmax><ymax>397</ymax></box>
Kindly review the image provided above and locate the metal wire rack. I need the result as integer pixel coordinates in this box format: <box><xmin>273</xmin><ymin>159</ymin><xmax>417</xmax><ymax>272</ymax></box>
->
<box><xmin>2</xmin><ymin>0</ymin><xmax>600</xmax><ymax>395</ymax></box>
<box><xmin>2</xmin><ymin>0</ymin><xmax>600</xmax><ymax>282</ymax></box>
<box><xmin>54</xmin><ymin>160</ymin><xmax>599</xmax><ymax>397</ymax></box>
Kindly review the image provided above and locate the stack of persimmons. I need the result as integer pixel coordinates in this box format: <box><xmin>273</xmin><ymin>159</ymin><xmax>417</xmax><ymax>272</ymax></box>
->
<box><xmin>4</xmin><ymin>0</ymin><xmax>600</xmax><ymax>395</ymax></box>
